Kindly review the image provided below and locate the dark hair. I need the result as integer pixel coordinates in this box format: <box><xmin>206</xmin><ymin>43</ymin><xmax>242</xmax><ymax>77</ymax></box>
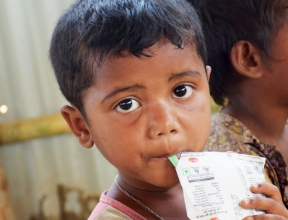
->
<box><xmin>49</xmin><ymin>0</ymin><xmax>206</xmax><ymax>116</ymax></box>
<box><xmin>188</xmin><ymin>0</ymin><xmax>288</xmax><ymax>105</ymax></box>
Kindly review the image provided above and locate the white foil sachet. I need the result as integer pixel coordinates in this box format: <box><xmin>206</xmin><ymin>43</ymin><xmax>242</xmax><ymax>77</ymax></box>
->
<box><xmin>173</xmin><ymin>152</ymin><xmax>266</xmax><ymax>220</ymax></box>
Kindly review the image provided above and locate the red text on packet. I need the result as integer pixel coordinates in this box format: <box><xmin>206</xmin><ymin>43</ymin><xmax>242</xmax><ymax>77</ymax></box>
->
<box><xmin>188</xmin><ymin>157</ymin><xmax>198</xmax><ymax>163</ymax></box>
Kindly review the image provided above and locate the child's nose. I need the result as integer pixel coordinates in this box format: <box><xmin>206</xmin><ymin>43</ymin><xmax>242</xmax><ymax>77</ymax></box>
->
<box><xmin>146</xmin><ymin>101</ymin><xmax>179</xmax><ymax>139</ymax></box>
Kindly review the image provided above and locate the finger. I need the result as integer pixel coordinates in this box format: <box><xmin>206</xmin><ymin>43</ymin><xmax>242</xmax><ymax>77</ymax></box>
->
<box><xmin>243</xmin><ymin>214</ymin><xmax>287</xmax><ymax>220</ymax></box>
<box><xmin>240</xmin><ymin>197</ymin><xmax>288</xmax><ymax>218</ymax></box>
<box><xmin>250</xmin><ymin>183</ymin><xmax>282</xmax><ymax>203</ymax></box>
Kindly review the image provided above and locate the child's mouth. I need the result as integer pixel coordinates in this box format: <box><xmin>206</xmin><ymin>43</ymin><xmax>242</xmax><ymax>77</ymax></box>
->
<box><xmin>175</xmin><ymin>151</ymin><xmax>183</xmax><ymax>159</ymax></box>
<box><xmin>168</xmin><ymin>151</ymin><xmax>187</xmax><ymax>167</ymax></box>
<box><xmin>154</xmin><ymin>151</ymin><xmax>183</xmax><ymax>159</ymax></box>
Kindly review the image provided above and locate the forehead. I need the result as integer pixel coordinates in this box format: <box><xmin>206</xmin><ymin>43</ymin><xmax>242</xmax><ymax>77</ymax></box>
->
<box><xmin>94</xmin><ymin>41</ymin><xmax>205</xmax><ymax>79</ymax></box>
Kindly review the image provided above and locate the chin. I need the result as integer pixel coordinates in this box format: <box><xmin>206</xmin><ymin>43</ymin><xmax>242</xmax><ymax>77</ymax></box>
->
<box><xmin>150</xmin><ymin>173</ymin><xmax>180</xmax><ymax>189</ymax></box>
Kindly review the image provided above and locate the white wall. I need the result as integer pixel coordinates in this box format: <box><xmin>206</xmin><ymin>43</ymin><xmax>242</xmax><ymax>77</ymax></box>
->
<box><xmin>0</xmin><ymin>0</ymin><xmax>117</xmax><ymax>219</ymax></box>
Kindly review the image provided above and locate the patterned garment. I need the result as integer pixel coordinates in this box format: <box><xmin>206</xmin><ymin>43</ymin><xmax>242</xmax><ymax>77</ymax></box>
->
<box><xmin>206</xmin><ymin>112</ymin><xmax>288</xmax><ymax>208</ymax></box>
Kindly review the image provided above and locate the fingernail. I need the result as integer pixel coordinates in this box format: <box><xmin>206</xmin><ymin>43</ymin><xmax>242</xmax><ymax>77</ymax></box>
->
<box><xmin>242</xmin><ymin>199</ymin><xmax>251</xmax><ymax>205</ymax></box>
<box><xmin>251</xmin><ymin>184</ymin><xmax>259</xmax><ymax>189</ymax></box>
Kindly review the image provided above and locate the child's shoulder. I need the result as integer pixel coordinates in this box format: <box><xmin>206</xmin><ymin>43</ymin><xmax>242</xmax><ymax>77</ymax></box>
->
<box><xmin>207</xmin><ymin>112</ymin><xmax>252</xmax><ymax>153</ymax></box>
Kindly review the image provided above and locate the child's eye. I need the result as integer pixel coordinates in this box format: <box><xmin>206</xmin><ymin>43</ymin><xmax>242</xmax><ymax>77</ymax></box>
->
<box><xmin>115</xmin><ymin>98</ymin><xmax>140</xmax><ymax>113</ymax></box>
<box><xmin>172</xmin><ymin>84</ymin><xmax>194</xmax><ymax>99</ymax></box>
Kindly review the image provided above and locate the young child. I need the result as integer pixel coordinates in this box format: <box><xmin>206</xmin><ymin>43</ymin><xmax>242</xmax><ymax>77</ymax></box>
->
<box><xmin>188</xmin><ymin>0</ymin><xmax>288</xmax><ymax>209</ymax></box>
<box><xmin>49</xmin><ymin>0</ymin><xmax>288</xmax><ymax>219</ymax></box>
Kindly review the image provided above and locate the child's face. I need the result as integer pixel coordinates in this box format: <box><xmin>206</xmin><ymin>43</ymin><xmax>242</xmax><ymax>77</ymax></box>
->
<box><xmin>265</xmin><ymin>20</ymin><xmax>288</xmax><ymax>102</ymax></box>
<box><xmin>80</xmin><ymin>40</ymin><xmax>211</xmax><ymax>189</ymax></box>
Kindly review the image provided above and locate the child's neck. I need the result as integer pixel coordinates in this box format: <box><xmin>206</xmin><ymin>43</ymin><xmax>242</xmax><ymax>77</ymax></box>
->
<box><xmin>107</xmin><ymin>176</ymin><xmax>189</xmax><ymax>220</ymax></box>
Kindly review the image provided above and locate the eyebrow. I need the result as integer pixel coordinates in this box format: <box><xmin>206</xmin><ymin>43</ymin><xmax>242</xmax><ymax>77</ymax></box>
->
<box><xmin>168</xmin><ymin>70</ymin><xmax>201</xmax><ymax>81</ymax></box>
<box><xmin>101</xmin><ymin>84</ymin><xmax>145</xmax><ymax>104</ymax></box>
<box><xmin>101</xmin><ymin>70</ymin><xmax>201</xmax><ymax>104</ymax></box>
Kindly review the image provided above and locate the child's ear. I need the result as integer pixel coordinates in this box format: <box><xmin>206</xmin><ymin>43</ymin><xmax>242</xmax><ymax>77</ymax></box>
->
<box><xmin>60</xmin><ymin>105</ymin><xmax>94</xmax><ymax>148</ymax></box>
<box><xmin>231</xmin><ymin>40</ymin><xmax>263</xmax><ymax>78</ymax></box>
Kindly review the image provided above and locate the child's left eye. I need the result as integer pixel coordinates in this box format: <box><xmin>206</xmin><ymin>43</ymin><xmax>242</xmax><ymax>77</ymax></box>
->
<box><xmin>115</xmin><ymin>98</ymin><xmax>140</xmax><ymax>113</ymax></box>
<box><xmin>172</xmin><ymin>84</ymin><xmax>194</xmax><ymax>99</ymax></box>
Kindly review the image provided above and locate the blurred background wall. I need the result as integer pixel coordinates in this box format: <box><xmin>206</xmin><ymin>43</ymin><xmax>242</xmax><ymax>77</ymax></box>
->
<box><xmin>0</xmin><ymin>0</ymin><xmax>117</xmax><ymax>219</ymax></box>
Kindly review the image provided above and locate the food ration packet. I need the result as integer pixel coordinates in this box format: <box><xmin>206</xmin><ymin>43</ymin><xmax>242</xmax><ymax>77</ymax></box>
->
<box><xmin>169</xmin><ymin>152</ymin><xmax>266</xmax><ymax>220</ymax></box>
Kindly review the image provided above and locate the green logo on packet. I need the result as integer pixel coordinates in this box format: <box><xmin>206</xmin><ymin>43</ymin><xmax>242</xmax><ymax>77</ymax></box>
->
<box><xmin>182</xmin><ymin>168</ymin><xmax>190</xmax><ymax>176</ymax></box>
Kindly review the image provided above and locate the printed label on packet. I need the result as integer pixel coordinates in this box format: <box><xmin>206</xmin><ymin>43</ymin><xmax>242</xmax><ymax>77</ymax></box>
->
<box><xmin>169</xmin><ymin>152</ymin><xmax>266</xmax><ymax>220</ymax></box>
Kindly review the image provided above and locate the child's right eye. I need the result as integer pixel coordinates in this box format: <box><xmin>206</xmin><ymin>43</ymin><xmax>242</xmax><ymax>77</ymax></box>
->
<box><xmin>115</xmin><ymin>98</ymin><xmax>140</xmax><ymax>113</ymax></box>
<box><xmin>172</xmin><ymin>84</ymin><xmax>194</xmax><ymax>99</ymax></box>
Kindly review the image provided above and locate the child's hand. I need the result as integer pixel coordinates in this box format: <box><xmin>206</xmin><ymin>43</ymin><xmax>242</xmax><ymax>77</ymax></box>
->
<box><xmin>240</xmin><ymin>182</ymin><xmax>288</xmax><ymax>219</ymax></box>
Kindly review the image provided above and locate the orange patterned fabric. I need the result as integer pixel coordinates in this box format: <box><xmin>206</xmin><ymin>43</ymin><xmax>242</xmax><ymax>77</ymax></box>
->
<box><xmin>206</xmin><ymin>113</ymin><xmax>288</xmax><ymax>208</ymax></box>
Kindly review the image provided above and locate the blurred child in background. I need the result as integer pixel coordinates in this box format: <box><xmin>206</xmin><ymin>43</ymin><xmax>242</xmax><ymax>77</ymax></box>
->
<box><xmin>188</xmin><ymin>0</ymin><xmax>288</xmax><ymax>208</ymax></box>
